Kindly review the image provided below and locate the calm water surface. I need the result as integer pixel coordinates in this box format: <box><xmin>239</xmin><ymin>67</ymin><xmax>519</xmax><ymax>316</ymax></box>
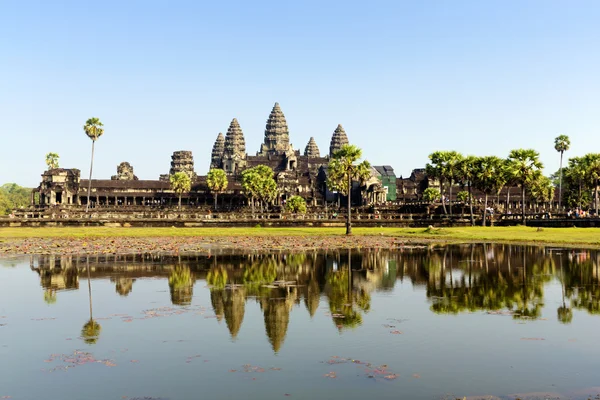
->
<box><xmin>1</xmin><ymin>245</ymin><xmax>600</xmax><ymax>400</ymax></box>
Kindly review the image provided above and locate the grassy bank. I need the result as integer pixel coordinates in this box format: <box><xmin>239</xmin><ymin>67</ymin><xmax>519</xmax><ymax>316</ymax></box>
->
<box><xmin>1</xmin><ymin>226</ymin><xmax>600</xmax><ymax>247</ymax></box>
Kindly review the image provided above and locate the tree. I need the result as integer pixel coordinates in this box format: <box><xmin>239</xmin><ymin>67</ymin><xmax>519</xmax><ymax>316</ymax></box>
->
<box><xmin>45</xmin><ymin>152</ymin><xmax>59</xmax><ymax>170</ymax></box>
<box><xmin>583</xmin><ymin>153</ymin><xmax>600</xmax><ymax>216</ymax></box>
<box><xmin>457</xmin><ymin>190</ymin><xmax>469</xmax><ymax>217</ymax></box>
<box><xmin>241</xmin><ymin>165</ymin><xmax>278</xmax><ymax>214</ymax></box>
<box><xmin>426</xmin><ymin>151</ymin><xmax>448</xmax><ymax>215</ymax></box>
<box><xmin>474</xmin><ymin>156</ymin><xmax>507</xmax><ymax>226</ymax></box>
<box><xmin>285</xmin><ymin>195</ymin><xmax>307</xmax><ymax>214</ymax></box>
<box><xmin>83</xmin><ymin>117</ymin><xmax>104</xmax><ymax>212</ymax></box>
<box><xmin>422</xmin><ymin>187</ymin><xmax>441</xmax><ymax>203</ymax></box>
<box><xmin>507</xmin><ymin>149</ymin><xmax>543</xmax><ymax>226</ymax></box>
<box><xmin>554</xmin><ymin>135</ymin><xmax>570</xmax><ymax>208</ymax></box>
<box><xmin>0</xmin><ymin>183</ymin><xmax>33</xmax><ymax>215</ymax></box>
<box><xmin>564</xmin><ymin>157</ymin><xmax>589</xmax><ymax>209</ymax></box>
<box><xmin>327</xmin><ymin>145</ymin><xmax>371</xmax><ymax>235</ymax></box>
<box><xmin>170</xmin><ymin>172</ymin><xmax>191</xmax><ymax>210</ymax></box>
<box><xmin>528</xmin><ymin>175</ymin><xmax>555</xmax><ymax>212</ymax></box>
<box><xmin>81</xmin><ymin>258</ymin><xmax>101</xmax><ymax>345</ymax></box>
<box><xmin>455</xmin><ymin>155</ymin><xmax>478</xmax><ymax>225</ymax></box>
<box><xmin>443</xmin><ymin>151</ymin><xmax>463</xmax><ymax>217</ymax></box>
<box><xmin>206</xmin><ymin>168</ymin><xmax>228</xmax><ymax>211</ymax></box>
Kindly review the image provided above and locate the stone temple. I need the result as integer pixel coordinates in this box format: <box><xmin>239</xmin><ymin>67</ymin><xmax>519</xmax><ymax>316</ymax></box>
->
<box><xmin>33</xmin><ymin>102</ymin><xmax>393</xmax><ymax>209</ymax></box>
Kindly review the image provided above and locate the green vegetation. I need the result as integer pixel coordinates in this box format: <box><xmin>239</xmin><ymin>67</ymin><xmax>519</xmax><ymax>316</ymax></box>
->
<box><xmin>45</xmin><ymin>152</ymin><xmax>60</xmax><ymax>170</ymax></box>
<box><xmin>2</xmin><ymin>226</ymin><xmax>600</xmax><ymax>247</ymax></box>
<box><xmin>169</xmin><ymin>172</ymin><xmax>191</xmax><ymax>210</ymax></box>
<box><xmin>206</xmin><ymin>168</ymin><xmax>228</xmax><ymax>211</ymax></box>
<box><xmin>422</xmin><ymin>187</ymin><xmax>440</xmax><ymax>203</ymax></box>
<box><xmin>554</xmin><ymin>134</ymin><xmax>571</xmax><ymax>208</ymax></box>
<box><xmin>83</xmin><ymin>117</ymin><xmax>104</xmax><ymax>213</ymax></box>
<box><xmin>285</xmin><ymin>195</ymin><xmax>307</xmax><ymax>214</ymax></box>
<box><xmin>327</xmin><ymin>144</ymin><xmax>371</xmax><ymax>235</ymax></box>
<box><xmin>0</xmin><ymin>183</ymin><xmax>33</xmax><ymax>215</ymax></box>
<box><xmin>241</xmin><ymin>165</ymin><xmax>278</xmax><ymax>213</ymax></box>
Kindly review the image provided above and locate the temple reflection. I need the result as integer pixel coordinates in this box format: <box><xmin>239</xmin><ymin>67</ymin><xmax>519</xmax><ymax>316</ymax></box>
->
<box><xmin>28</xmin><ymin>244</ymin><xmax>600</xmax><ymax>350</ymax></box>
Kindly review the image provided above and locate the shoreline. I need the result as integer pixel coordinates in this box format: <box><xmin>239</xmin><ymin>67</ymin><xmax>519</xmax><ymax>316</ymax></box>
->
<box><xmin>1</xmin><ymin>226</ymin><xmax>600</xmax><ymax>255</ymax></box>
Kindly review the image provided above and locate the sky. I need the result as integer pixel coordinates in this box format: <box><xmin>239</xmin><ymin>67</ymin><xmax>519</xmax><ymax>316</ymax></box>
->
<box><xmin>1</xmin><ymin>0</ymin><xmax>599</xmax><ymax>187</ymax></box>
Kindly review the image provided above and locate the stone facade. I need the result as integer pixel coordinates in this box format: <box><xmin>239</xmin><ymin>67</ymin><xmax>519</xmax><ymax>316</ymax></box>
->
<box><xmin>304</xmin><ymin>137</ymin><xmax>320</xmax><ymax>158</ymax></box>
<box><xmin>111</xmin><ymin>162</ymin><xmax>138</xmax><ymax>181</ymax></box>
<box><xmin>210</xmin><ymin>132</ymin><xmax>225</xmax><ymax>169</ymax></box>
<box><xmin>258</xmin><ymin>102</ymin><xmax>293</xmax><ymax>156</ymax></box>
<box><xmin>329</xmin><ymin>124</ymin><xmax>349</xmax><ymax>157</ymax></box>
<box><xmin>160</xmin><ymin>151</ymin><xmax>197</xmax><ymax>181</ymax></box>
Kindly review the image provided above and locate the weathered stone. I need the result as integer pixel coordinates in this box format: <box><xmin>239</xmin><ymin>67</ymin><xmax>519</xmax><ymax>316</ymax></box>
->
<box><xmin>111</xmin><ymin>162</ymin><xmax>138</xmax><ymax>181</ymax></box>
<box><xmin>169</xmin><ymin>151</ymin><xmax>196</xmax><ymax>180</ymax></box>
<box><xmin>258</xmin><ymin>102</ymin><xmax>291</xmax><ymax>156</ymax></box>
<box><xmin>304</xmin><ymin>137</ymin><xmax>320</xmax><ymax>158</ymax></box>
<box><xmin>329</xmin><ymin>124</ymin><xmax>349</xmax><ymax>157</ymax></box>
<box><xmin>222</xmin><ymin>119</ymin><xmax>247</xmax><ymax>174</ymax></box>
<box><xmin>210</xmin><ymin>132</ymin><xmax>225</xmax><ymax>169</ymax></box>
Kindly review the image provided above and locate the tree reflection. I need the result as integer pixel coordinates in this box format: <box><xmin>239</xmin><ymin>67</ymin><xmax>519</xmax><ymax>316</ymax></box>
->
<box><xmin>169</xmin><ymin>266</ymin><xmax>194</xmax><ymax>306</ymax></box>
<box><xmin>81</xmin><ymin>257</ymin><xmax>101</xmax><ymax>345</ymax></box>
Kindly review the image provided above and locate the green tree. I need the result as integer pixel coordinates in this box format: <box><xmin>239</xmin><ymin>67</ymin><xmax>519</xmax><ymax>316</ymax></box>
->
<box><xmin>564</xmin><ymin>157</ymin><xmax>589</xmax><ymax>209</ymax></box>
<box><xmin>554</xmin><ymin>134</ymin><xmax>570</xmax><ymax>208</ymax></box>
<box><xmin>507</xmin><ymin>149</ymin><xmax>543</xmax><ymax>226</ymax></box>
<box><xmin>327</xmin><ymin>145</ymin><xmax>371</xmax><ymax>235</ymax></box>
<box><xmin>444</xmin><ymin>151</ymin><xmax>463</xmax><ymax>217</ymax></box>
<box><xmin>206</xmin><ymin>168</ymin><xmax>228</xmax><ymax>211</ymax></box>
<box><xmin>0</xmin><ymin>183</ymin><xmax>33</xmax><ymax>215</ymax></box>
<box><xmin>241</xmin><ymin>165</ymin><xmax>278</xmax><ymax>214</ymax></box>
<box><xmin>426</xmin><ymin>151</ymin><xmax>448</xmax><ymax>215</ymax></box>
<box><xmin>81</xmin><ymin>258</ymin><xmax>101</xmax><ymax>345</ymax></box>
<box><xmin>583</xmin><ymin>153</ymin><xmax>600</xmax><ymax>216</ymax></box>
<box><xmin>474</xmin><ymin>156</ymin><xmax>507</xmax><ymax>226</ymax></box>
<box><xmin>83</xmin><ymin>117</ymin><xmax>104</xmax><ymax>212</ymax></box>
<box><xmin>45</xmin><ymin>152</ymin><xmax>60</xmax><ymax>170</ymax></box>
<box><xmin>528</xmin><ymin>175</ymin><xmax>555</xmax><ymax>212</ymax></box>
<box><xmin>422</xmin><ymin>187</ymin><xmax>441</xmax><ymax>203</ymax></box>
<box><xmin>455</xmin><ymin>155</ymin><xmax>478</xmax><ymax>226</ymax></box>
<box><xmin>170</xmin><ymin>172</ymin><xmax>192</xmax><ymax>210</ymax></box>
<box><xmin>285</xmin><ymin>195</ymin><xmax>307</xmax><ymax>214</ymax></box>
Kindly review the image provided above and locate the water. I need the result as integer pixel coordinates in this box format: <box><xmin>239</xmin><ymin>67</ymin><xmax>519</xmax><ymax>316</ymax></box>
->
<box><xmin>1</xmin><ymin>245</ymin><xmax>600</xmax><ymax>400</ymax></box>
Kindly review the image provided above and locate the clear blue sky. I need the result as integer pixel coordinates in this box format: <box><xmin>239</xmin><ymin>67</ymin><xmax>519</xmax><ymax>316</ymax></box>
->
<box><xmin>1</xmin><ymin>0</ymin><xmax>599</xmax><ymax>187</ymax></box>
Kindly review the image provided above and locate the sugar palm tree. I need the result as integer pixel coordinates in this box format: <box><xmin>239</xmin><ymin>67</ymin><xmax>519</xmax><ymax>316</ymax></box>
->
<box><xmin>456</xmin><ymin>155</ymin><xmax>477</xmax><ymax>225</ymax></box>
<box><xmin>583</xmin><ymin>153</ymin><xmax>600</xmax><ymax>216</ymax></box>
<box><xmin>426</xmin><ymin>151</ymin><xmax>448</xmax><ymax>215</ymax></box>
<box><xmin>554</xmin><ymin>135</ymin><xmax>570</xmax><ymax>209</ymax></box>
<box><xmin>474</xmin><ymin>156</ymin><xmax>507</xmax><ymax>226</ymax></box>
<box><xmin>328</xmin><ymin>145</ymin><xmax>371</xmax><ymax>235</ymax></box>
<box><xmin>83</xmin><ymin>118</ymin><xmax>104</xmax><ymax>212</ymax></box>
<box><xmin>444</xmin><ymin>151</ymin><xmax>463</xmax><ymax>218</ymax></box>
<box><xmin>45</xmin><ymin>152</ymin><xmax>60</xmax><ymax>170</ymax></box>
<box><xmin>507</xmin><ymin>149</ymin><xmax>543</xmax><ymax>226</ymax></box>
<box><xmin>206</xmin><ymin>168</ymin><xmax>228</xmax><ymax>211</ymax></box>
<box><xmin>81</xmin><ymin>258</ymin><xmax>101</xmax><ymax>344</ymax></box>
<box><xmin>566</xmin><ymin>157</ymin><xmax>587</xmax><ymax>209</ymax></box>
<box><xmin>170</xmin><ymin>172</ymin><xmax>192</xmax><ymax>210</ymax></box>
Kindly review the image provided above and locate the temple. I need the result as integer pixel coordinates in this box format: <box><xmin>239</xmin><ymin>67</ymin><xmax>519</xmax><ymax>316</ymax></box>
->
<box><xmin>33</xmin><ymin>102</ymin><xmax>392</xmax><ymax>209</ymax></box>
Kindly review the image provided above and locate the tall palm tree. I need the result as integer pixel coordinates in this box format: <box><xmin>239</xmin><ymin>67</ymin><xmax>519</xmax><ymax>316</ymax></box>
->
<box><xmin>170</xmin><ymin>172</ymin><xmax>192</xmax><ymax>210</ymax></box>
<box><xmin>583</xmin><ymin>153</ymin><xmax>600</xmax><ymax>216</ymax></box>
<box><xmin>206</xmin><ymin>168</ymin><xmax>228</xmax><ymax>211</ymax></box>
<box><xmin>474</xmin><ymin>156</ymin><xmax>506</xmax><ymax>226</ymax></box>
<box><xmin>327</xmin><ymin>145</ymin><xmax>371</xmax><ymax>235</ymax></box>
<box><xmin>426</xmin><ymin>151</ymin><xmax>448</xmax><ymax>215</ymax></box>
<box><xmin>507</xmin><ymin>149</ymin><xmax>543</xmax><ymax>226</ymax></box>
<box><xmin>81</xmin><ymin>257</ymin><xmax>101</xmax><ymax>344</ymax></box>
<box><xmin>444</xmin><ymin>151</ymin><xmax>463</xmax><ymax>218</ymax></box>
<box><xmin>566</xmin><ymin>157</ymin><xmax>587</xmax><ymax>209</ymax></box>
<box><xmin>455</xmin><ymin>155</ymin><xmax>477</xmax><ymax>225</ymax></box>
<box><xmin>554</xmin><ymin>135</ymin><xmax>571</xmax><ymax>209</ymax></box>
<box><xmin>83</xmin><ymin>118</ymin><xmax>104</xmax><ymax>212</ymax></box>
<box><xmin>45</xmin><ymin>152</ymin><xmax>60</xmax><ymax>170</ymax></box>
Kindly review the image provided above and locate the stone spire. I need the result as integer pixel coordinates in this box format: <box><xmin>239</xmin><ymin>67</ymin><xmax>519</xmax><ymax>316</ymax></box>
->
<box><xmin>223</xmin><ymin>118</ymin><xmax>246</xmax><ymax>158</ymax></box>
<box><xmin>168</xmin><ymin>151</ymin><xmax>197</xmax><ymax>180</ymax></box>
<box><xmin>259</xmin><ymin>102</ymin><xmax>290</xmax><ymax>155</ymax></box>
<box><xmin>304</xmin><ymin>137</ymin><xmax>320</xmax><ymax>158</ymax></box>
<box><xmin>329</xmin><ymin>124</ymin><xmax>349</xmax><ymax>157</ymax></box>
<box><xmin>210</xmin><ymin>132</ymin><xmax>225</xmax><ymax>169</ymax></box>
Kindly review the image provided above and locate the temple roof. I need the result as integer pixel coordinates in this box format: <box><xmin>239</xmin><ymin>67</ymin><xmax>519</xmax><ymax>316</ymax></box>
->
<box><xmin>223</xmin><ymin>119</ymin><xmax>246</xmax><ymax>158</ymax></box>
<box><xmin>304</xmin><ymin>137</ymin><xmax>320</xmax><ymax>158</ymax></box>
<box><xmin>261</xmin><ymin>102</ymin><xmax>290</xmax><ymax>154</ymax></box>
<box><xmin>211</xmin><ymin>132</ymin><xmax>225</xmax><ymax>168</ymax></box>
<box><xmin>329</xmin><ymin>124</ymin><xmax>349</xmax><ymax>157</ymax></box>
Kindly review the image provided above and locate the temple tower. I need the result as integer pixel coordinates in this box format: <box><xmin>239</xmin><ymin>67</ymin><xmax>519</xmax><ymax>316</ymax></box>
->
<box><xmin>222</xmin><ymin>118</ymin><xmax>247</xmax><ymax>174</ymax></box>
<box><xmin>329</xmin><ymin>124</ymin><xmax>349</xmax><ymax>157</ymax></box>
<box><xmin>169</xmin><ymin>151</ymin><xmax>196</xmax><ymax>180</ymax></box>
<box><xmin>304</xmin><ymin>137</ymin><xmax>320</xmax><ymax>158</ymax></box>
<box><xmin>258</xmin><ymin>102</ymin><xmax>292</xmax><ymax>156</ymax></box>
<box><xmin>210</xmin><ymin>132</ymin><xmax>225</xmax><ymax>169</ymax></box>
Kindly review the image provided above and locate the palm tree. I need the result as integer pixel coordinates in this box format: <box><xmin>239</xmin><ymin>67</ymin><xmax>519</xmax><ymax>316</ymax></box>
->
<box><xmin>426</xmin><ymin>151</ymin><xmax>448</xmax><ymax>215</ymax></box>
<box><xmin>584</xmin><ymin>153</ymin><xmax>600</xmax><ymax>216</ymax></box>
<box><xmin>206</xmin><ymin>168</ymin><xmax>228</xmax><ymax>211</ymax></box>
<box><xmin>455</xmin><ymin>155</ymin><xmax>477</xmax><ymax>225</ymax></box>
<box><xmin>565</xmin><ymin>157</ymin><xmax>587</xmax><ymax>209</ymax></box>
<box><xmin>81</xmin><ymin>257</ymin><xmax>101</xmax><ymax>344</ymax></box>
<box><xmin>444</xmin><ymin>151</ymin><xmax>463</xmax><ymax>218</ymax></box>
<box><xmin>45</xmin><ymin>152</ymin><xmax>60</xmax><ymax>170</ymax></box>
<box><xmin>327</xmin><ymin>145</ymin><xmax>371</xmax><ymax>235</ymax></box>
<box><xmin>241</xmin><ymin>165</ymin><xmax>278</xmax><ymax>214</ymax></box>
<box><xmin>169</xmin><ymin>172</ymin><xmax>192</xmax><ymax>210</ymax></box>
<box><xmin>554</xmin><ymin>135</ymin><xmax>570</xmax><ymax>209</ymax></box>
<box><xmin>507</xmin><ymin>149</ymin><xmax>543</xmax><ymax>226</ymax></box>
<box><xmin>474</xmin><ymin>156</ymin><xmax>507</xmax><ymax>226</ymax></box>
<box><xmin>83</xmin><ymin>118</ymin><xmax>104</xmax><ymax>212</ymax></box>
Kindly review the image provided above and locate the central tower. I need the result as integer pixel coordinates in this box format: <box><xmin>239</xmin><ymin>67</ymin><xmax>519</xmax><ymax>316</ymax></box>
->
<box><xmin>258</xmin><ymin>102</ymin><xmax>292</xmax><ymax>156</ymax></box>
